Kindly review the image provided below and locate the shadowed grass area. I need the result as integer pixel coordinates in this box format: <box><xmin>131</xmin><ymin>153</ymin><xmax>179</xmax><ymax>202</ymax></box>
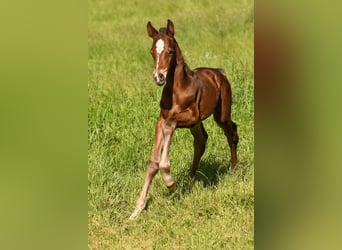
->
<box><xmin>89</xmin><ymin>0</ymin><xmax>254</xmax><ymax>248</ymax></box>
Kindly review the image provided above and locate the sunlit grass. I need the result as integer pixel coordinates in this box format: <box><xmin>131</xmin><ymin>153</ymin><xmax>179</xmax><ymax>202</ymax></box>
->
<box><xmin>89</xmin><ymin>0</ymin><xmax>254</xmax><ymax>248</ymax></box>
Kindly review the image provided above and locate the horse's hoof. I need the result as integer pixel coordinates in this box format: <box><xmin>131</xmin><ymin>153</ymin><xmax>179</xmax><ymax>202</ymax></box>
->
<box><xmin>129</xmin><ymin>208</ymin><xmax>142</xmax><ymax>220</ymax></box>
<box><xmin>230</xmin><ymin>162</ymin><xmax>237</xmax><ymax>172</ymax></box>
<box><xmin>230</xmin><ymin>166</ymin><xmax>237</xmax><ymax>172</ymax></box>
<box><xmin>167</xmin><ymin>182</ymin><xmax>176</xmax><ymax>192</ymax></box>
<box><xmin>189</xmin><ymin>171</ymin><xmax>196</xmax><ymax>178</ymax></box>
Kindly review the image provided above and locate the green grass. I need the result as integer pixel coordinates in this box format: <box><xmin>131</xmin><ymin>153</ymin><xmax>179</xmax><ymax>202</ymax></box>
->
<box><xmin>88</xmin><ymin>0</ymin><xmax>254</xmax><ymax>248</ymax></box>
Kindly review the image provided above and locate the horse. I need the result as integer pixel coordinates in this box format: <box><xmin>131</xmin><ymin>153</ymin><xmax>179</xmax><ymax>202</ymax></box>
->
<box><xmin>129</xmin><ymin>19</ymin><xmax>239</xmax><ymax>219</ymax></box>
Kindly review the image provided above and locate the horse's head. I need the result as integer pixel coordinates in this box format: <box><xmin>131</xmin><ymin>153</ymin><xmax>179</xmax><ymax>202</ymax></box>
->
<box><xmin>147</xmin><ymin>19</ymin><xmax>177</xmax><ymax>86</ymax></box>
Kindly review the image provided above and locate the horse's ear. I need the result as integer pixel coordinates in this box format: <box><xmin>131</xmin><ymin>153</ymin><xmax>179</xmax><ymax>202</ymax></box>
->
<box><xmin>147</xmin><ymin>21</ymin><xmax>158</xmax><ymax>38</ymax></box>
<box><xmin>167</xmin><ymin>19</ymin><xmax>175</xmax><ymax>37</ymax></box>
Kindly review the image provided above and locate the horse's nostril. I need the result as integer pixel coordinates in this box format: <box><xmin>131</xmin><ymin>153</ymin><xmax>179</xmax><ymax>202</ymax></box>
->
<box><xmin>159</xmin><ymin>73</ymin><xmax>165</xmax><ymax>81</ymax></box>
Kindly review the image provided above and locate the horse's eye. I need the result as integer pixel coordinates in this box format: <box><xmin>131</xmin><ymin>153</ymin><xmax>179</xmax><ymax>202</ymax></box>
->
<box><xmin>169</xmin><ymin>49</ymin><xmax>175</xmax><ymax>55</ymax></box>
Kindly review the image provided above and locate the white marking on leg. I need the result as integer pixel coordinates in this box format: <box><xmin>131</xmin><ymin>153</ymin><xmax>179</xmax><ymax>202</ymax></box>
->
<box><xmin>159</xmin><ymin>124</ymin><xmax>176</xmax><ymax>188</ymax></box>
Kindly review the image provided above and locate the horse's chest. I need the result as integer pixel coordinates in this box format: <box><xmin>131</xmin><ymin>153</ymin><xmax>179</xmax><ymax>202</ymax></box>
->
<box><xmin>161</xmin><ymin>101</ymin><xmax>199</xmax><ymax>128</ymax></box>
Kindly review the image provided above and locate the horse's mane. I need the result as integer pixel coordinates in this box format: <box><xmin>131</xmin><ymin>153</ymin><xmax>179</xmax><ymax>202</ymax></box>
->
<box><xmin>156</xmin><ymin>27</ymin><xmax>190</xmax><ymax>75</ymax></box>
<box><xmin>159</xmin><ymin>27</ymin><xmax>167</xmax><ymax>34</ymax></box>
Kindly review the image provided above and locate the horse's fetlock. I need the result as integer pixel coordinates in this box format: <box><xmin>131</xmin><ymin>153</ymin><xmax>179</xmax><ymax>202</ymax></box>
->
<box><xmin>159</xmin><ymin>160</ymin><xmax>170</xmax><ymax>170</ymax></box>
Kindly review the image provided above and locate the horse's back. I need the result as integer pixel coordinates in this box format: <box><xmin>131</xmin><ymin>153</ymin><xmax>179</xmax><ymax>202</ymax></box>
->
<box><xmin>193</xmin><ymin>67</ymin><xmax>231</xmax><ymax>92</ymax></box>
<box><xmin>194</xmin><ymin>67</ymin><xmax>228</xmax><ymax>83</ymax></box>
<box><xmin>193</xmin><ymin>67</ymin><xmax>231</xmax><ymax>120</ymax></box>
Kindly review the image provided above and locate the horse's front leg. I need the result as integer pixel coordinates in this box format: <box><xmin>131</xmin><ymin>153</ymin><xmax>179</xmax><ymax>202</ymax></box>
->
<box><xmin>159</xmin><ymin>122</ymin><xmax>177</xmax><ymax>190</ymax></box>
<box><xmin>129</xmin><ymin>118</ymin><xmax>164</xmax><ymax>220</ymax></box>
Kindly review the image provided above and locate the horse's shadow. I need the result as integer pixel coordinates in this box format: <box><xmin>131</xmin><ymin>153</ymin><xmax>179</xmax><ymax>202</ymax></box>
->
<box><xmin>194</xmin><ymin>158</ymin><xmax>229</xmax><ymax>186</ymax></box>
<box><xmin>167</xmin><ymin>156</ymin><xmax>232</xmax><ymax>200</ymax></box>
<box><xmin>143</xmin><ymin>156</ymin><xmax>248</xmax><ymax>213</ymax></box>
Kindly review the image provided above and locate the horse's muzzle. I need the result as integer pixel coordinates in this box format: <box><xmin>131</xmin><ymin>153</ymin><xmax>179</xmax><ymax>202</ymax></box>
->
<box><xmin>153</xmin><ymin>72</ymin><xmax>167</xmax><ymax>86</ymax></box>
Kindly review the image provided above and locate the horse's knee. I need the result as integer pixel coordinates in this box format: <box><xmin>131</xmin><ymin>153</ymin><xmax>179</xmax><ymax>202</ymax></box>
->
<box><xmin>159</xmin><ymin>160</ymin><xmax>170</xmax><ymax>171</ymax></box>
<box><xmin>147</xmin><ymin>160</ymin><xmax>159</xmax><ymax>176</ymax></box>
<box><xmin>201</xmin><ymin>125</ymin><xmax>208</xmax><ymax>141</ymax></box>
<box><xmin>232</xmin><ymin>121</ymin><xmax>237</xmax><ymax>132</ymax></box>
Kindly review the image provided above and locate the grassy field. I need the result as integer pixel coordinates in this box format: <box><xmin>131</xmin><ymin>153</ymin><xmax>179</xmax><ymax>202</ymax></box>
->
<box><xmin>88</xmin><ymin>0</ymin><xmax>254</xmax><ymax>249</ymax></box>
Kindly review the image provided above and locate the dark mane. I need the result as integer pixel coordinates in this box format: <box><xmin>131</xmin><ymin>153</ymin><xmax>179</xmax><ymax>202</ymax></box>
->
<box><xmin>159</xmin><ymin>27</ymin><xmax>167</xmax><ymax>34</ymax></box>
<box><xmin>157</xmin><ymin>27</ymin><xmax>188</xmax><ymax>69</ymax></box>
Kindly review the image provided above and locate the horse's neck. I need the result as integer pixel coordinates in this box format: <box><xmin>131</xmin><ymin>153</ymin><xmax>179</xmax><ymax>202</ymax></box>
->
<box><xmin>173</xmin><ymin>43</ymin><xmax>191</xmax><ymax>88</ymax></box>
<box><xmin>160</xmin><ymin>43</ymin><xmax>191</xmax><ymax>110</ymax></box>
<box><xmin>174</xmin><ymin>65</ymin><xmax>189</xmax><ymax>85</ymax></box>
<box><xmin>160</xmin><ymin>64</ymin><xmax>191</xmax><ymax>110</ymax></box>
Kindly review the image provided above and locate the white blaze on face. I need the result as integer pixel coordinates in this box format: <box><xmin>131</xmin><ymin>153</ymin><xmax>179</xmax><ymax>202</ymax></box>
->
<box><xmin>156</xmin><ymin>39</ymin><xmax>165</xmax><ymax>54</ymax></box>
<box><xmin>155</xmin><ymin>39</ymin><xmax>165</xmax><ymax>74</ymax></box>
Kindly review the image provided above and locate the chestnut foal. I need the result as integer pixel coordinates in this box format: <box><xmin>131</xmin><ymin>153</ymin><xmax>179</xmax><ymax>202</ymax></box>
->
<box><xmin>130</xmin><ymin>20</ymin><xmax>238</xmax><ymax>219</ymax></box>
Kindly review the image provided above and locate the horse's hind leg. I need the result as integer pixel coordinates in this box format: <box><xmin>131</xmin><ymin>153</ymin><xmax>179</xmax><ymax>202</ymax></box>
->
<box><xmin>214</xmin><ymin>81</ymin><xmax>239</xmax><ymax>170</ymax></box>
<box><xmin>224</xmin><ymin>121</ymin><xmax>239</xmax><ymax>170</ymax></box>
<box><xmin>214</xmin><ymin>115</ymin><xmax>239</xmax><ymax>170</ymax></box>
<box><xmin>189</xmin><ymin>122</ymin><xmax>208</xmax><ymax>177</ymax></box>
<box><xmin>214</xmin><ymin>77</ymin><xmax>239</xmax><ymax>171</ymax></box>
